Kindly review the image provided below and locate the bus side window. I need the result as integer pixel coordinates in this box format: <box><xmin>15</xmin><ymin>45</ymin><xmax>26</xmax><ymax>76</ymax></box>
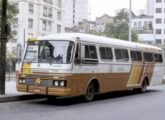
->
<box><xmin>130</xmin><ymin>51</ymin><xmax>142</xmax><ymax>62</ymax></box>
<box><xmin>154</xmin><ymin>53</ymin><xmax>163</xmax><ymax>63</ymax></box>
<box><xmin>115</xmin><ymin>49</ymin><xmax>129</xmax><ymax>62</ymax></box>
<box><xmin>144</xmin><ymin>52</ymin><xmax>153</xmax><ymax>62</ymax></box>
<box><xmin>82</xmin><ymin>45</ymin><xmax>98</xmax><ymax>64</ymax></box>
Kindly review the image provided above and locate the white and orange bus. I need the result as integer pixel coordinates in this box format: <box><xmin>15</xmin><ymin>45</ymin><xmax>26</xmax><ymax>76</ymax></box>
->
<box><xmin>16</xmin><ymin>33</ymin><xmax>164</xmax><ymax>101</ymax></box>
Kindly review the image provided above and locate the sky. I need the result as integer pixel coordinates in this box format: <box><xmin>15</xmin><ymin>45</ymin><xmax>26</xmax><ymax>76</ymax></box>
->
<box><xmin>90</xmin><ymin>0</ymin><xmax>147</xmax><ymax>20</ymax></box>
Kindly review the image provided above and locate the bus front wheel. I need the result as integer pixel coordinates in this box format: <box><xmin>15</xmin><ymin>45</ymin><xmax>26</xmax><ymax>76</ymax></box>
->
<box><xmin>83</xmin><ymin>82</ymin><xmax>95</xmax><ymax>102</ymax></box>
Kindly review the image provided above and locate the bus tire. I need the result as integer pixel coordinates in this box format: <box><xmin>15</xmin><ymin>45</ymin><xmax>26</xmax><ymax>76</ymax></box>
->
<box><xmin>139</xmin><ymin>79</ymin><xmax>148</xmax><ymax>93</ymax></box>
<box><xmin>47</xmin><ymin>96</ymin><xmax>57</xmax><ymax>101</ymax></box>
<box><xmin>83</xmin><ymin>82</ymin><xmax>95</xmax><ymax>102</ymax></box>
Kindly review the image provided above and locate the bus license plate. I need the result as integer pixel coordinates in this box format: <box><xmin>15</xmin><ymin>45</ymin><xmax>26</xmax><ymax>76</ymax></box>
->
<box><xmin>34</xmin><ymin>89</ymin><xmax>40</xmax><ymax>93</ymax></box>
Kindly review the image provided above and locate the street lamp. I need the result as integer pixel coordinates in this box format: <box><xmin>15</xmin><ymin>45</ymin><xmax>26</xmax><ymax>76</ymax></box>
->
<box><xmin>129</xmin><ymin>0</ymin><xmax>132</xmax><ymax>42</ymax></box>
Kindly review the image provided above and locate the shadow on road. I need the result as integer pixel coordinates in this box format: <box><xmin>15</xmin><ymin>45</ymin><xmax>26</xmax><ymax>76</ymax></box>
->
<box><xmin>35</xmin><ymin>89</ymin><xmax>161</xmax><ymax>106</ymax></box>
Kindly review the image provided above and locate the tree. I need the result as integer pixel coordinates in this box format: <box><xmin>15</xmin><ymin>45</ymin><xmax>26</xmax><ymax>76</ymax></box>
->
<box><xmin>0</xmin><ymin>0</ymin><xmax>19</xmax><ymax>38</ymax></box>
<box><xmin>86</xmin><ymin>30</ymin><xmax>104</xmax><ymax>36</ymax></box>
<box><xmin>104</xmin><ymin>9</ymin><xmax>139</xmax><ymax>42</ymax></box>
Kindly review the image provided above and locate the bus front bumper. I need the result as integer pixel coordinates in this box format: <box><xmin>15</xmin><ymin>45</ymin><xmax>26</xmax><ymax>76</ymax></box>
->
<box><xmin>17</xmin><ymin>84</ymin><xmax>72</xmax><ymax>96</ymax></box>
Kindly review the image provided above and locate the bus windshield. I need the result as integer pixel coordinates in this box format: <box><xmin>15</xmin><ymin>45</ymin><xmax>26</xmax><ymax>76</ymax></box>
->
<box><xmin>24</xmin><ymin>40</ymin><xmax>74</xmax><ymax>64</ymax></box>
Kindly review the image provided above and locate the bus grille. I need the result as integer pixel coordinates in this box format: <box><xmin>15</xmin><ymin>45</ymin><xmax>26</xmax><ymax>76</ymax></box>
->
<box><xmin>24</xmin><ymin>79</ymin><xmax>54</xmax><ymax>86</ymax></box>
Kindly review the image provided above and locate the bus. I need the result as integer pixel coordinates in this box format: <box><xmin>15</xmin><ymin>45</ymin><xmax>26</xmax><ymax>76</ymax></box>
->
<box><xmin>16</xmin><ymin>33</ymin><xmax>164</xmax><ymax>101</ymax></box>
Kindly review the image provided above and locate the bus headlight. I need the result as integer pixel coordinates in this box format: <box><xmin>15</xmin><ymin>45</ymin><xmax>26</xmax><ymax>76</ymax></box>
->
<box><xmin>19</xmin><ymin>79</ymin><xmax>23</xmax><ymax>84</ymax></box>
<box><xmin>53</xmin><ymin>80</ymin><xmax>66</xmax><ymax>87</ymax></box>
<box><xmin>54</xmin><ymin>81</ymin><xmax>59</xmax><ymax>87</ymax></box>
<box><xmin>60</xmin><ymin>81</ymin><xmax>65</xmax><ymax>87</ymax></box>
<box><xmin>22</xmin><ymin>79</ymin><xmax>26</xmax><ymax>84</ymax></box>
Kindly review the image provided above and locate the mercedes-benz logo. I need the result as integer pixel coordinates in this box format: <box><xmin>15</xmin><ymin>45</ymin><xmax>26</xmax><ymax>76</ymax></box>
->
<box><xmin>35</xmin><ymin>78</ymin><xmax>41</xmax><ymax>86</ymax></box>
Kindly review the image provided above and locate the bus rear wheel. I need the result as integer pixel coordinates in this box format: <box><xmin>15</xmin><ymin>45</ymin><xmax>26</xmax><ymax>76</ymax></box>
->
<box><xmin>138</xmin><ymin>79</ymin><xmax>148</xmax><ymax>93</ymax></box>
<box><xmin>83</xmin><ymin>82</ymin><xmax>95</xmax><ymax>102</ymax></box>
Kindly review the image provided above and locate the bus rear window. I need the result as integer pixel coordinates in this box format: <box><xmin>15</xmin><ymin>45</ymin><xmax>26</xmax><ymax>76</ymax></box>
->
<box><xmin>154</xmin><ymin>53</ymin><xmax>163</xmax><ymax>63</ymax></box>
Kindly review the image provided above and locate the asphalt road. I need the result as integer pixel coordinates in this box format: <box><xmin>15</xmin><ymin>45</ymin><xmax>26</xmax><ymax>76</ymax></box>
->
<box><xmin>0</xmin><ymin>85</ymin><xmax>165</xmax><ymax>120</ymax></box>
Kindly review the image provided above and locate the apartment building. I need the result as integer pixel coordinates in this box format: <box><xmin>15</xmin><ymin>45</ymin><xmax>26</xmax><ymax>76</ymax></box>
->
<box><xmin>153</xmin><ymin>0</ymin><xmax>165</xmax><ymax>44</ymax></box>
<box><xmin>78</xmin><ymin>19</ymin><xmax>96</xmax><ymax>33</ymax></box>
<box><xmin>65</xmin><ymin>0</ymin><xmax>90</xmax><ymax>27</ymax></box>
<box><xmin>8</xmin><ymin>0</ymin><xmax>65</xmax><ymax>52</ymax></box>
<box><xmin>146</xmin><ymin>0</ymin><xmax>154</xmax><ymax>16</ymax></box>
<box><xmin>132</xmin><ymin>15</ymin><xmax>154</xmax><ymax>44</ymax></box>
<box><xmin>96</xmin><ymin>14</ymin><xmax>113</xmax><ymax>32</ymax></box>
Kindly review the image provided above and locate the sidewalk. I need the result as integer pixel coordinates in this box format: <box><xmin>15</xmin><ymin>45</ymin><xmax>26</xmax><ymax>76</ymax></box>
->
<box><xmin>0</xmin><ymin>79</ymin><xmax>45</xmax><ymax>103</ymax></box>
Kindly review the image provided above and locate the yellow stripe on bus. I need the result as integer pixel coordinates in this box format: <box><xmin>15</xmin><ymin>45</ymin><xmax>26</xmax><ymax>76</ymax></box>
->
<box><xmin>22</xmin><ymin>63</ymin><xmax>32</xmax><ymax>73</ymax></box>
<box><xmin>128</xmin><ymin>62</ymin><xmax>143</xmax><ymax>86</ymax></box>
<box><xmin>28</xmin><ymin>37</ymin><xmax>38</xmax><ymax>41</ymax></box>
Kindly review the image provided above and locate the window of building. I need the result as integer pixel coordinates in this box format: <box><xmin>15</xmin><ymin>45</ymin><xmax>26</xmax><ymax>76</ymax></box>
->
<box><xmin>57</xmin><ymin>24</ymin><xmax>61</xmax><ymax>33</ymax></box>
<box><xmin>58</xmin><ymin>0</ymin><xmax>62</xmax><ymax>8</ymax></box>
<box><xmin>42</xmin><ymin>20</ymin><xmax>47</xmax><ymax>30</ymax></box>
<box><xmin>28</xmin><ymin>18</ymin><xmax>33</xmax><ymax>29</ymax></box>
<box><xmin>144</xmin><ymin>52</ymin><xmax>153</xmax><ymax>62</ymax></box>
<box><xmin>156</xmin><ymin>8</ymin><xmax>162</xmax><ymax>13</ymax></box>
<box><xmin>133</xmin><ymin>22</ymin><xmax>137</xmax><ymax>28</ymax></box>
<box><xmin>48</xmin><ymin>8</ymin><xmax>52</xmax><ymax>18</ymax></box>
<box><xmin>57</xmin><ymin>11</ymin><xmax>62</xmax><ymax>21</ymax></box>
<box><xmin>156</xmin><ymin>0</ymin><xmax>162</xmax><ymax>3</ymax></box>
<box><xmin>138</xmin><ymin>21</ymin><xmax>142</xmax><ymax>28</ymax></box>
<box><xmin>156</xmin><ymin>39</ymin><xmax>162</xmax><ymax>44</ymax></box>
<box><xmin>130</xmin><ymin>51</ymin><xmax>142</xmax><ymax>61</ymax></box>
<box><xmin>43</xmin><ymin>7</ymin><xmax>47</xmax><ymax>17</ymax></box>
<box><xmin>29</xmin><ymin>4</ymin><xmax>34</xmax><ymax>14</ymax></box>
<box><xmin>115</xmin><ymin>49</ymin><xmax>129</xmax><ymax>62</ymax></box>
<box><xmin>99</xmin><ymin>47</ymin><xmax>113</xmax><ymax>60</ymax></box>
<box><xmin>43</xmin><ymin>0</ymin><xmax>53</xmax><ymax>4</ymax></box>
<box><xmin>47</xmin><ymin>22</ymin><xmax>52</xmax><ymax>31</ymax></box>
<box><xmin>11</xmin><ymin>39</ymin><xmax>17</xmax><ymax>43</ymax></box>
<box><xmin>154</xmin><ymin>53</ymin><xmax>163</xmax><ymax>63</ymax></box>
<box><xmin>156</xmin><ymin>18</ymin><xmax>162</xmax><ymax>24</ymax></box>
<box><xmin>156</xmin><ymin>29</ymin><xmax>162</xmax><ymax>34</ymax></box>
<box><xmin>13</xmin><ymin>18</ymin><xmax>18</xmax><ymax>28</ymax></box>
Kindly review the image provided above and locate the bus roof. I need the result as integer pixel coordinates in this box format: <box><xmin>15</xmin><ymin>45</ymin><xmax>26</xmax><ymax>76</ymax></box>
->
<box><xmin>37</xmin><ymin>33</ymin><xmax>162</xmax><ymax>52</ymax></box>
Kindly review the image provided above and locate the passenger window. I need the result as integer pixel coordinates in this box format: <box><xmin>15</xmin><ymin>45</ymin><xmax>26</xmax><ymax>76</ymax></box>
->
<box><xmin>115</xmin><ymin>49</ymin><xmax>129</xmax><ymax>62</ymax></box>
<box><xmin>144</xmin><ymin>52</ymin><xmax>153</xmax><ymax>62</ymax></box>
<box><xmin>131</xmin><ymin>51</ymin><xmax>142</xmax><ymax>61</ymax></box>
<box><xmin>154</xmin><ymin>53</ymin><xmax>163</xmax><ymax>63</ymax></box>
<box><xmin>82</xmin><ymin>45</ymin><xmax>98</xmax><ymax>64</ymax></box>
<box><xmin>99</xmin><ymin>47</ymin><xmax>113</xmax><ymax>60</ymax></box>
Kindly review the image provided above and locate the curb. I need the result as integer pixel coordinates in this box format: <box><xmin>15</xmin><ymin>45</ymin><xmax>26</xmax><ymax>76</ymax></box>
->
<box><xmin>0</xmin><ymin>94</ymin><xmax>45</xmax><ymax>103</ymax></box>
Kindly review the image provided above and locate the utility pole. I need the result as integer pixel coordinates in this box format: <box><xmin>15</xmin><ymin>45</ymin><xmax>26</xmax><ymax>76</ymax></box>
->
<box><xmin>0</xmin><ymin>0</ymin><xmax>8</xmax><ymax>94</ymax></box>
<box><xmin>129</xmin><ymin>0</ymin><xmax>132</xmax><ymax>42</ymax></box>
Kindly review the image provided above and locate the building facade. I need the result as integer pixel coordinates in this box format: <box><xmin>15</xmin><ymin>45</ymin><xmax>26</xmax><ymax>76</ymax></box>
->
<box><xmin>146</xmin><ymin>0</ymin><xmax>154</xmax><ymax>16</ymax></box>
<box><xmin>78</xmin><ymin>19</ymin><xmax>96</xmax><ymax>33</ymax></box>
<box><xmin>153</xmin><ymin>0</ymin><xmax>165</xmax><ymax>44</ymax></box>
<box><xmin>8</xmin><ymin>0</ymin><xmax>65</xmax><ymax>52</ymax></box>
<box><xmin>132</xmin><ymin>15</ymin><xmax>154</xmax><ymax>44</ymax></box>
<box><xmin>64</xmin><ymin>0</ymin><xmax>90</xmax><ymax>27</ymax></box>
<box><xmin>95</xmin><ymin>14</ymin><xmax>113</xmax><ymax>32</ymax></box>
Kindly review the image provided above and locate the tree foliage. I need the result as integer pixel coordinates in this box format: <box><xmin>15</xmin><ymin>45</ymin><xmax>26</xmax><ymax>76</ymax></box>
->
<box><xmin>0</xmin><ymin>0</ymin><xmax>19</xmax><ymax>37</ymax></box>
<box><xmin>104</xmin><ymin>9</ymin><xmax>138</xmax><ymax>42</ymax></box>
